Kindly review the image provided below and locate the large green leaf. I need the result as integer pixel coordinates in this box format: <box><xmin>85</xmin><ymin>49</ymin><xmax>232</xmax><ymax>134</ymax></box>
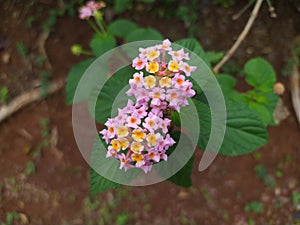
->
<box><xmin>244</xmin><ymin>57</ymin><xmax>276</xmax><ymax>91</ymax></box>
<box><xmin>192</xmin><ymin>99</ymin><xmax>268</xmax><ymax>156</ymax></box>
<box><xmin>65</xmin><ymin>58</ymin><xmax>95</xmax><ymax>105</ymax></box>
<box><xmin>90</xmin><ymin>34</ymin><xmax>116</xmax><ymax>57</ymax></box>
<box><xmin>90</xmin><ymin>167</ymin><xmax>122</xmax><ymax>196</ymax></box>
<box><xmin>125</xmin><ymin>28</ymin><xmax>163</xmax><ymax>42</ymax></box>
<box><xmin>89</xmin><ymin>66</ymin><xmax>134</xmax><ymax>123</ymax></box>
<box><xmin>167</xmin><ymin>152</ymin><xmax>194</xmax><ymax>187</ymax></box>
<box><xmin>108</xmin><ymin>19</ymin><xmax>138</xmax><ymax>38</ymax></box>
<box><xmin>219</xmin><ymin>101</ymin><xmax>268</xmax><ymax>155</ymax></box>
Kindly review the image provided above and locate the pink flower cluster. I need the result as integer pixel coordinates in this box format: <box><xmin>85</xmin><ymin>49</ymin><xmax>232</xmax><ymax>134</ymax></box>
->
<box><xmin>100</xmin><ymin>100</ymin><xmax>175</xmax><ymax>173</ymax></box>
<box><xmin>79</xmin><ymin>1</ymin><xmax>105</xmax><ymax>19</ymax></box>
<box><xmin>129</xmin><ymin>39</ymin><xmax>196</xmax><ymax>111</ymax></box>
<box><xmin>100</xmin><ymin>39</ymin><xmax>197</xmax><ymax>173</ymax></box>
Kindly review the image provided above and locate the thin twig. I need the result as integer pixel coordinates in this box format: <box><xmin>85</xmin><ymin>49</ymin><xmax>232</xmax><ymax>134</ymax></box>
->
<box><xmin>232</xmin><ymin>0</ymin><xmax>255</xmax><ymax>20</ymax></box>
<box><xmin>290</xmin><ymin>65</ymin><xmax>300</xmax><ymax>125</ymax></box>
<box><xmin>0</xmin><ymin>79</ymin><xmax>64</xmax><ymax>123</ymax></box>
<box><xmin>213</xmin><ymin>0</ymin><xmax>264</xmax><ymax>74</ymax></box>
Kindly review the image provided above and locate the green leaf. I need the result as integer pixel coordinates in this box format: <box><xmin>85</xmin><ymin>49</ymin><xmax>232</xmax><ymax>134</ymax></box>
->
<box><xmin>170</xmin><ymin>110</ymin><xmax>181</xmax><ymax>127</ymax></box>
<box><xmin>248</xmin><ymin>101</ymin><xmax>272</xmax><ymax>126</ymax></box>
<box><xmin>167</xmin><ymin>154</ymin><xmax>194</xmax><ymax>187</ymax></box>
<box><xmin>108</xmin><ymin>19</ymin><xmax>138</xmax><ymax>38</ymax></box>
<box><xmin>166</xmin><ymin>132</ymin><xmax>194</xmax><ymax>187</ymax></box>
<box><xmin>247</xmin><ymin>92</ymin><xmax>278</xmax><ymax>126</ymax></box>
<box><xmin>90</xmin><ymin>66</ymin><xmax>134</xmax><ymax>123</ymax></box>
<box><xmin>205</xmin><ymin>51</ymin><xmax>224</xmax><ymax>64</ymax></box>
<box><xmin>90</xmin><ymin>167</ymin><xmax>122</xmax><ymax>196</ymax></box>
<box><xmin>219</xmin><ymin>101</ymin><xmax>268</xmax><ymax>155</ymax></box>
<box><xmin>216</xmin><ymin>74</ymin><xmax>237</xmax><ymax>90</ymax></box>
<box><xmin>65</xmin><ymin>58</ymin><xmax>95</xmax><ymax>105</ymax></box>
<box><xmin>113</xmin><ymin>0</ymin><xmax>132</xmax><ymax>13</ymax></box>
<box><xmin>191</xmin><ymin>99</ymin><xmax>211</xmax><ymax>150</ymax></box>
<box><xmin>192</xmin><ymin>99</ymin><xmax>268</xmax><ymax>156</ymax></box>
<box><xmin>90</xmin><ymin>34</ymin><xmax>116</xmax><ymax>57</ymax></box>
<box><xmin>244</xmin><ymin>57</ymin><xmax>276</xmax><ymax>91</ymax></box>
<box><xmin>125</xmin><ymin>28</ymin><xmax>163</xmax><ymax>42</ymax></box>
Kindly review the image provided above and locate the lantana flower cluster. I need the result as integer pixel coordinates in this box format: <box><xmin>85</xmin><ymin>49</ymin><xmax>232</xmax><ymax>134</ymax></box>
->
<box><xmin>100</xmin><ymin>39</ymin><xmax>197</xmax><ymax>173</ymax></box>
<box><xmin>100</xmin><ymin>100</ymin><xmax>175</xmax><ymax>173</ymax></box>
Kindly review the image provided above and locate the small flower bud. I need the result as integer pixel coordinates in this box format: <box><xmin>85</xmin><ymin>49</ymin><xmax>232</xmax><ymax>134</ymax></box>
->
<box><xmin>93</xmin><ymin>11</ymin><xmax>103</xmax><ymax>20</ymax></box>
<box><xmin>71</xmin><ymin>44</ymin><xmax>83</xmax><ymax>56</ymax></box>
<box><xmin>274</xmin><ymin>82</ymin><xmax>285</xmax><ymax>95</ymax></box>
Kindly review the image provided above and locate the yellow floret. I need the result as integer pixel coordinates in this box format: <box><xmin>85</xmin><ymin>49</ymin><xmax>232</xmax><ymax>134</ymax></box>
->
<box><xmin>132</xmin><ymin>129</ymin><xmax>146</xmax><ymax>142</ymax></box>
<box><xmin>147</xmin><ymin>62</ymin><xmax>159</xmax><ymax>73</ymax></box>
<box><xmin>131</xmin><ymin>153</ymin><xmax>144</xmax><ymax>162</ymax></box>
<box><xmin>147</xmin><ymin>133</ymin><xmax>157</xmax><ymax>146</ymax></box>
<box><xmin>144</xmin><ymin>75</ymin><xmax>156</xmax><ymax>88</ymax></box>
<box><xmin>147</xmin><ymin>50</ymin><xmax>160</xmax><ymax>61</ymax></box>
<box><xmin>111</xmin><ymin>139</ymin><xmax>121</xmax><ymax>151</ymax></box>
<box><xmin>117</xmin><ymin>126</ymin><xmax>129</xmax><ymax>137</ymax></box>
<box><xmin>131</xmin><ymin>141</ymin><xmax>143</xmax><ymax>153</ymax></box>
<box><xmin>118</xmin><ymin>138</ymin><xmax>129</xmax><ymax>150</ymax></box>
<box><xmin>159</xmin><ymin>77</ymin><xmax>171</xmax><ymax>87</ymax></box>
<box><xmin>168</xmin><ymin>61</ymin><xmax>180</xmax><ymax>72</ymax></box>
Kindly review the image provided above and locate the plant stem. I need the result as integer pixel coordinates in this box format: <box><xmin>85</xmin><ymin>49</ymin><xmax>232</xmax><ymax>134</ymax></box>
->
<box><xmin>213</xmin><ymin>0</ymin><xmax>264</xmax><ymax>74</ymax></box>
<box><xmin>95</xmin><ymin>18</ymin><xmax>106</xmax><ymax>35</ymax></box>
<box><xmin>81</xmin><ymin>50</ymin><xmax>94</xmax><ymax>56</ymax></box>
<box><xmin>87</xmin><ymin>19</ymin><xmax>102</xmax><ymax>36</ymax></box>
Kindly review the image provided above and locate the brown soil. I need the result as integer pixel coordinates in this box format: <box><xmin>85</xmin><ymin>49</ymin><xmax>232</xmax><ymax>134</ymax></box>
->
<box><xmin>1</xmin><ymin>1</ymin><xmax>300</xmax><ymax>225</ymax></box>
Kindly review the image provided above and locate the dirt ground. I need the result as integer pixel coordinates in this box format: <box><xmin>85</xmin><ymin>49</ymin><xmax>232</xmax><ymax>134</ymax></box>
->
<box><xmin>1</xmin><ymin>1</ymin><xmax>300</xmax><ymax>224</ymax></box>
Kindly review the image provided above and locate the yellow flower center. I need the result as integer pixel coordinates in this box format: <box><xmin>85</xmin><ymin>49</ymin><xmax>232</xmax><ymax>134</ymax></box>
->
<box><xmin>118</xmin><ymin>138</ymin><xmax>129</xmax><ymax>150</ymax></box>
<box><xmin>147</xmin><ymin>50</ymin><xmax>160</xmax><ymax>61</ymax></box>
<box><xmin>111</xmin><ymin>139</ymin><xmax>120</xmax><ymax>151</ymax></box>
<box><xmin>131</xmin><ymin>141</ymin><xmax>143</xmax><ymax>153</ymax></box>
<box><xmin>117</xmin><ymin>126</ymin><xmax>128</xmax><ymax>137</ymax></box>
<box><xmin>132</xmin><ymin>129</ymin><xmax>146</xmax><ymax>142</ymax></box>
<box><xmin>131</xmin><ymin>153</ymin><xmax>144</xmax><ymax>162</ymax></box>
<box><xmin>159</xmin><ymin>77</ymin><xmax>171</xmax><ymax>87</ymax></box>
<box><xmin>148</xmin><ymin>62</ymin><xmax>159</xmax><ymax>73</ymax></box>
<box><xmin>147</xmin><ymin>133</ymin><xmax>157</xmax><ymax>146</ymax></box>
<box><xmin>144</xmin><ymin>75</ymin><xmax>156</xmax><ymax>88</ymax></box>
<box><xmin>168</xmin><ymin>61</ymin><xmax>180</xmax><ymax>72</ymax></box>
